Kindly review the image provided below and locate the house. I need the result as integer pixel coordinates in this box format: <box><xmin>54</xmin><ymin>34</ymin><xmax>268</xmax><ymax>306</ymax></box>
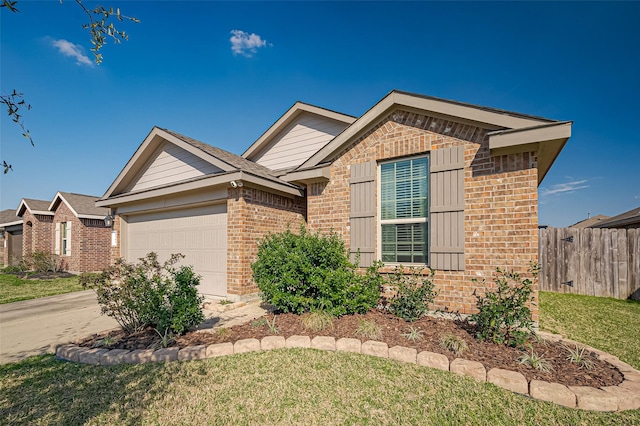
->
<box><xmin>590</xmin><ymin>206</ymin><xmax>640</xmax><ymax>229</ymax></box>
<box><xmin>97</xmin><ymin>90</ymin><xmax>572</xmax><ymax>318</ymax></box>
<box><xmin>570</xmin><ymin>214</ymin><xmax>611</xmax><ymax>228</ymax></box>
<box><xmin>0</xmin><ymin>209</ymin><xmax>23</xmax><ymax>266</ymax></box>
<box><xmin>48</xmin><ymin>192</ymin><xmax>111</xmax><ymax>272</ymax></box>
<box><xmin>10</xmin><ymin>193</ymin><xmax>111</xmax><ymax>273</ymax></box>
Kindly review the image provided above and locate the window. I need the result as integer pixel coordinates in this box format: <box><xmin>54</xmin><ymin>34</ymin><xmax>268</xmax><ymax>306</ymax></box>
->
<box><xmin>380</xmin><ymin>157</ymin><xmax>428</xmax><ymax>264</ymax></box>
<box><xmin>61</xmin><ymin>222</ymin><xmax>68</xmax><ymax>256</ymax></box>
<box><xmin>55</xmin><ymin>221</ymin><xmax>71</xmax><ymax>256</ymax></box>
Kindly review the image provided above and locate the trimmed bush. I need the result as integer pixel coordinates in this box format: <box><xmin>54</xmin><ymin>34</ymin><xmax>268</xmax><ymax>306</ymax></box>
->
<box><xmin>251</xmin><ymin>226</ymin><xmax>384</xmax><ymax>316</ymax></box>
<box><xmin>469</xmin><ymin>264</ymin><xmax>538</xmax><ymax>348</ymax></box>
<box><xmin>82</xmin><ymin>253</ymin><xmax>204</xmax><ymax>336</ymax></box>
<box><xmin>388</xmin><ymin>266</ymin><xmax>438</xmax><ymax>322</ymax></box>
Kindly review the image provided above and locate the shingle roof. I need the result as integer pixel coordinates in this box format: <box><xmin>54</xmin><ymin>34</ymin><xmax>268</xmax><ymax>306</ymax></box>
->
<box><xmin>22</xmin><ymin>199</ymin><xmax>51</xmax><ymax>212</ymax></box>
<box><xmin>159</xmin><ymin>128</ymin><xmax>296</xmax><ymax>187</ymax></box>
<box><xmin>569</xmin><ymin>215</ymin><xmax>611</xmax><ymax>228</ymax></box>
<box><xmin>591</xmin><ymin>206</ymin><xmax>640</xmax><ymax>229</ymax></box>
<box><xmin>0</xmin><ymin>209</ymin><xmax>21</xmax><ymax>227</ymax></box>
<box><xmin>55</xmin><ymin>192</ymin><xmax>108</xmax><ymax>217</ymax></box>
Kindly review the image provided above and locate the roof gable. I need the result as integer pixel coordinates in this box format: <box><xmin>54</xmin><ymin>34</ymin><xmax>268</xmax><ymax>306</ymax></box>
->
<box><xmin>98</xmin><ymin>127</ymin><xmax>304</xmax><ymax>205</ymax></box>
<box><xmin>242</xmin><ymin>102</ymin><xmax>355</xmax><ymax>167</ymax></box>
<box><xmin>17</xmin><ymin>198</ymin><xmax>53</xmax><ymax>217</ymax></box>
<box><xmin>101</xmin><ymin>127</ymin><xmax>238</xmax><ymax>199</ymax></box>
<box><xmin>49</xmin><ymin>192</ymin><xmax>108</xmax><ymax>219</ymax></box>
<box><xmin>128</xmin><ymin>141</ymin><xmax>224</xmax><ymax>193</ymax></box>
<box><xmin>297</xmin><ymin>90</ymin><xmax>571</xmax><ymax>184</ymax></box>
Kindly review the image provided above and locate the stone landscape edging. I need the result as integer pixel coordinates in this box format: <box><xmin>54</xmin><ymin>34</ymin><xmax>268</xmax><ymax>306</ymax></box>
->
<box><xmin>55</xmin><ymin>331</ymin><xmax>640</xmax><ymax>413</ymax></box>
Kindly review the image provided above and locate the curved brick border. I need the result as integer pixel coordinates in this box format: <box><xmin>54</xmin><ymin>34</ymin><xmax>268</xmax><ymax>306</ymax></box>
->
<box><xmin>55</xmin><ymin>331</ymin><xmax>640</xmax><ymax>412</ymax></box>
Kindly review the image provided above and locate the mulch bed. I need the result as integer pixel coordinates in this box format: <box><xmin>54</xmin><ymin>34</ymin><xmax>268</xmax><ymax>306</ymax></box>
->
<box><xmin>79</xmin><ymin>309</ymin><xmax>623</xmax><ymax>388</ymax></box>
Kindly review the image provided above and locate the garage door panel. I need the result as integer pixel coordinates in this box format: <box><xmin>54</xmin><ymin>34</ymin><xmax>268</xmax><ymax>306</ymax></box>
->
<box><xmin>125</xmin><ymin>204</ymin><xmax>227</xmax><ymax>297</ymax></box>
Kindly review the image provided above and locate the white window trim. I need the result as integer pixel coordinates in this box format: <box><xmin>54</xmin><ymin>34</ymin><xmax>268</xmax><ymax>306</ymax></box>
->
<box><xmin>377</xmin><ymin>154</ymin><xmax>429</xmax><ymax>266</ymax></box>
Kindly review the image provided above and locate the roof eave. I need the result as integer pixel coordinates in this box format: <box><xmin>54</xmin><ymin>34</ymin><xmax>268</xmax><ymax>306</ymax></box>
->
<box><xmin>489</xmin><ymin>121</ymin><xmax>572</xmax><ymax>185</ymax></box>
<box><xmin>299</xmin><ymin>90</ymin><xmax>554</xmax><ymax>169</ymax></box>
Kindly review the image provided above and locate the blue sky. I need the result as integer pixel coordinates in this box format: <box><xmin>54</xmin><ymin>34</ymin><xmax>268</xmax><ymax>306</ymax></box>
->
<box><xmin>1</xmin><ymin>1</ymin><xmax>639</xmax><ymax>227</ymax></box>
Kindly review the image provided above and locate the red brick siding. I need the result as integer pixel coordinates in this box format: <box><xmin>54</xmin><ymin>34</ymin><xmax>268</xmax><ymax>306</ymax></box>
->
<box><xmin>306</xmin><ymin>109</ymin><xmax>539</xmax><ymax>319</ymax></box>
<box><xmin>21</xmin><ymin>210</ymin><xmax>53</xmax><ymax>258</ymax></box>
<box><xmin>227</xmin><ymin>187</ymin><xmax>306</xmax><ymax>296</ymax></box>
<box><xmin>52</xmin><ymin>202</ymin><xmax>111</xmax><ymax>273</ymax></box>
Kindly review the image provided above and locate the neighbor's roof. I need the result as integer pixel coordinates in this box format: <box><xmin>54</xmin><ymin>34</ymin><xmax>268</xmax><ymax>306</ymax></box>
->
<box><xmin>569</xmin><ymin>214</ymin><xmax>611</xmax><ymax>228</ymax></box>
<box><xmin>16</xmin><ymin>198</ymin><xmax>54</xmax><ymax>217</ymax></box>
<box><xmin>49</xmin><ymin>192</ymin><xmax>108</xmax><ymax>220</ymax></box>
<box><xmin>591</xmin><ymin>206</ymin><xmax>640</xmax><ymax>229</ymax></box>
<box><xmin>0</xmin><ymin>209</ymin><xmax>22</xmax><ymax>228</ymax></box>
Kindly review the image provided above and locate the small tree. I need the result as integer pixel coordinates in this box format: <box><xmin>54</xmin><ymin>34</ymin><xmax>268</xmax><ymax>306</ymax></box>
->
<box><xmin>469</xmin><ymin>263</ymin><xmax>539</xmax><ymax>348</ymax></box>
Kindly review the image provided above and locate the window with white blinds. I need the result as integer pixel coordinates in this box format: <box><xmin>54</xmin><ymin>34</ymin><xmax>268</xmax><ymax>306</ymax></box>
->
<box><xmin>380</xmin><ymin>156</ymin><xmax>428</xmax><ymax>264</ymax></box>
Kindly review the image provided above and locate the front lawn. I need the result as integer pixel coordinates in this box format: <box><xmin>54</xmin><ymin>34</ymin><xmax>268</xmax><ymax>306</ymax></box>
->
<box><xmin>539</xmin><ymin>291</ymin><xmax>640</xmax><ymax>370</ymax></box>
<box><xmin>0</xmin><ymin>274</ymin><xmax>84</xmax><ymax>304</ymax></box>
<box><xmin>1</xmin><ymin>350</ymin><xmax>638</xmax><ymax>425</ymax></box>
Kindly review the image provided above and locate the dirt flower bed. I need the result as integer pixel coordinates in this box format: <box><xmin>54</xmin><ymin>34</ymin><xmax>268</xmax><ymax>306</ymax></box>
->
<box><xmin>79</xmin><ymin>309</ymin><xmax>623</xmax><ymax>388</ymax></box>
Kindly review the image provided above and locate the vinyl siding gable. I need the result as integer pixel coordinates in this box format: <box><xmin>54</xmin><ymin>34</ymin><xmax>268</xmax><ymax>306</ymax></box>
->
<box><xmin>253</xmin><ymin>112</ymin><xmax>350</xmax><ymax>170</ymax></box>
<box><xmin>130</xmin><ymin>142</ymin><xmax>223</xmax><ymax>192</ymax></box>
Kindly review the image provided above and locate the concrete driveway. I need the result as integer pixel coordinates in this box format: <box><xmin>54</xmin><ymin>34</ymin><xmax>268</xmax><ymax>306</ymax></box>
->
<box><xmin>0</xmin><ymin>290</ymin><xmax>118</xmax><ymax>364</ymax></box>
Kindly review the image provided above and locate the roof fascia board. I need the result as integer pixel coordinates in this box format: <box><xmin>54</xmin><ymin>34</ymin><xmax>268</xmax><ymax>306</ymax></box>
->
<box><xmin>242</xmin><ymin>102</ymin><xmax>356</xmax><ymax>160</ymax></box>
<box><xmin>97</xmin><ymin>169</ymin><xmax>304</xmax><ymax>208</ymax></box>
<box><xmin>0</xmin><ymin>219</ymin><xmax>23</xmax><ymax>227</ymax></box>
<box><xmin>97</xmin><ymin>171</ymin><xmax>243</xmax><ymax>207</ymax></box>
<box><xmin>16</xmin><ymin>199</ymin><xmax>53</xmax><ymax>217</ymax></box>
<box><xmin>239</xmin><ymin>171</ymin><xmax>305</xmax><ymax>197</ymax></box>
<box><xmin>78</xmin><ymin>214</ymin><xmax>108</xmax><ymax>220</ymax></box>
<box><xmin>300</xmin><ymin>91</ymin><xmax>554</xmax><ymax>168</ymax></box>
<box><xmin>489</xmin><ymin>122</ymin><xmax>572</xmax><ymax>185</ymax></box>
<box><xmin>280</xmin><ymin>165</ymin><xmax>331</xmax><ymax>184</ymax></box>
<box><xmin>488</xmin><ymin>122</ymin><xmax>572</xmax><ymax>151</ymax></box>
<box><xmin>48</xmin><ymin>192</ymin><xmax>80</xmax><ymax>218</ymax></box>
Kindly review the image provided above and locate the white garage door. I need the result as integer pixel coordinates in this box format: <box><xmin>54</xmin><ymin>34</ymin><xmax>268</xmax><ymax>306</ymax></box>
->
<box><xmin>124</xmin><ymin>204</ymin><xmax>227</xmax><ymax>297</ymax></box>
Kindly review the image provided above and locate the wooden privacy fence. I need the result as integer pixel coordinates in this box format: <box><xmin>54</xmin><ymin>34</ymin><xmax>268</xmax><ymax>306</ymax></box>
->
<box><xmin>538</xmin><ymin>227</ymin><xmax>640</xmax><ymax>300</ymax></box>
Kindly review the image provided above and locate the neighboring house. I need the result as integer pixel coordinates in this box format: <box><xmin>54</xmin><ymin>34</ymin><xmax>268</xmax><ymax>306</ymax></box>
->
<box><xmin>16</xmin><ymin>198</ymin><xmax>54</xmax><ymax>259</ymax></box>
<box><xmin>570</xmin><ymin>214</ymin><xmax>611</xmax><ymax>228</ymax></box>
<box><xmin>48</xmin><ymin>192</ymin><xmax>111</xmax><ymax>273</ymax></box>
<box><xmin>11</xmin><ymin>193</ymin><xmax>111</xmax><ymax>273</ymax></box>
<box><xmin>97</xmin><ymin>90</ymin><xmax>572</xmax><ymax>318</ymax></box>
<box><xmin>0</xmin><ymin>209</ymin><xmax>23</xmax><ymax>266</ymax></box>
<box><xmin>590</xmin><ymin>206</ymin><xmax>640</xmax><ymax>229</ymax></box>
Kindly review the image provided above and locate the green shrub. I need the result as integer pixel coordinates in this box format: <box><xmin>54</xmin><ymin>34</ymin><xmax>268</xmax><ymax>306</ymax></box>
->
<box><xmin>251</xmin><ymin>226</ymin><xmax>384</xmax><ymax>316</ymax></box>
<box><xmin>84</xmin><ymin>253</ymin><xmax>204</xmax><ymax>336</ymax></box>
<box><xmin>469</xmin><ymin>264</ymin><xmax>538</xmax><ymax>348</ymax></box>
<box><xmin>24</xmin><ymin>251</ymin><xmax>61</xmax><ymax>273</ymax></box>
<box><xmin>388</xmin><ymin>266</ymin><xmax>437</xmax><ymax>322</ymax></box>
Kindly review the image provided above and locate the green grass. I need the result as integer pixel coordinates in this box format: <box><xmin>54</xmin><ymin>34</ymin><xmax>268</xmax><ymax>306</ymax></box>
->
<box><xmin>1</xmin><ymin>351</ymin><xmax>639</xmax><ymax>425</ymax></box>
<box><xmin>1</xmin><ymin>290</ymin><xmax>639</xmax><ymax>424</ymax></box>
<box><xmin>0</xmin><ymin>274</ymin><xmax>84</xmax><ymax>304</ymax></box>
<box><xmin>539</xmin><ymin>291</ymin><xmax>640</xmax><ymax>370</ymax></box>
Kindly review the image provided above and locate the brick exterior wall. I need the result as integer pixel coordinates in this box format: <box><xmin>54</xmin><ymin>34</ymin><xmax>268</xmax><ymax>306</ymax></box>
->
<box><xmin>227</xmin><ymin>187</ymin><xmax>306</xmax><ymax>297</ymax></box>
<box><xmin>306</xmin><ymin>109</ymin><xmax>540</xmax><ymax>319</ymax></box>
<box><xmin>52</xmin><ymin>202</ymin><xmax>111</xmax><ymax>273</ymax></box>
<box><xmin>21</xmin><ymin>210</ymin><xmax>53</xmax><ymax>258</ymax></box>
<box><xmin>0</xmin><ymin>232</ymin><xmax>5</xmax><ymax>265</ymax></box>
